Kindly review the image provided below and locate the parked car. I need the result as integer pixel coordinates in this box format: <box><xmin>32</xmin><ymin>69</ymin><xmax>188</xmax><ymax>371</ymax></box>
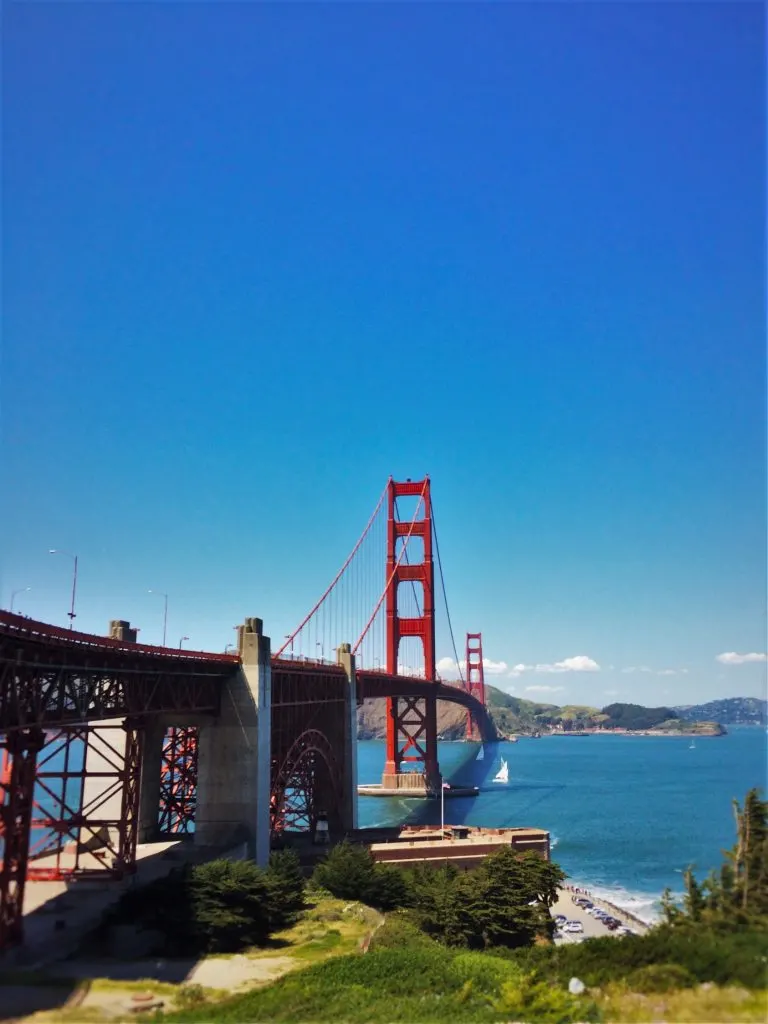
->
<box><xmin>564</xmin><ymin>920</ymin><xmax>584</xmax><ymax>934</ymax></box>
<box><xmin>554</xmin><ymin>914</ymin><xmax>567</xmax><ymax>925</ymax></box>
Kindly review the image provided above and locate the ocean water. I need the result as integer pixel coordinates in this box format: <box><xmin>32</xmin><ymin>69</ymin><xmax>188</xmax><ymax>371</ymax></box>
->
<box><xmin>356</xmin><ymin>727</ymin><xmax>767</xmax><ymax>923</ymax></box>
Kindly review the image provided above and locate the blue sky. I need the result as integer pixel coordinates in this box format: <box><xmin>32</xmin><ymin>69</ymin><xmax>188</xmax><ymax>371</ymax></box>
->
<box><xmin>3</xmin><ymin>2</ymin><xmax>765</xmax><ymax>707</ymax></box>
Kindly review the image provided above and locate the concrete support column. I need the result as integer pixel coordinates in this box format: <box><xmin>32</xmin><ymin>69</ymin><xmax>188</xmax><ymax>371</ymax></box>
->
<box><xmin>137</xmin><ymin>720</ymin><xmax>166</xmax><ymax>843</ymax></box>
<box><xmin>195</xmin><ymin>617</ymin><xmax>271</xmax><ymax>865</ymax></box>
<box><xmin>336</xmin><ymin>643</ymin><xmax>358</xmax><ymax>832</ymax></box>
<box><xmin>80</xmin><ymin>720</ymin><xmax>126</xmax><ymax>856</ymax></box>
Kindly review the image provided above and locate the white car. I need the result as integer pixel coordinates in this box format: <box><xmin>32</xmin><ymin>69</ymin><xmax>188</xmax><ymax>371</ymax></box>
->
<box><xmin>563</xmin><ymin>920</ymin><xmax>584</xmax><ymax>934</ymax></box>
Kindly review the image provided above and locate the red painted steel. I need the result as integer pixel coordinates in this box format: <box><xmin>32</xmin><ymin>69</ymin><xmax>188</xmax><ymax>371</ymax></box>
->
<box><xmin>383</xmin><ymin>477</ymin><xmax>439</xmax><ymax>789</ymax></box>
<box><xmin>25</xmin><ymin>721</ymin><xmax>143</xmax><ymax>882</ymax></box>
<box><xmin>464</xmin><ymin>633</ymin><xmax>487</xmax><ymax>741</ymax></box>
<box><xmin>0</xmin><ymin>611</ymin><xmax>239</xmax><ymax>663</ymax></box>
<box><xmin>0</xmin><ymin>729</ymin><xmax>44</xmax><ymax>950</ymax></box>
<box><xmin>158</xmin><ymin>727</ymin><xmax>198</xmax><ymax>835</ymax></box>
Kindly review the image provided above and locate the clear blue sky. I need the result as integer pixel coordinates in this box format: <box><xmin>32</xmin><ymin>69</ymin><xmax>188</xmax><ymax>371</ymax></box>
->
<box><xmin>3</xmin><ymin>2</ymin><xmax>765</xmax><ymax>707</ymax></box>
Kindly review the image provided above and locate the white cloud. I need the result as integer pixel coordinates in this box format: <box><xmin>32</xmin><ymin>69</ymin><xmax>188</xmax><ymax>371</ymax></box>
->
<box><xmin>436</xmin><ymin>656</ymin><xmax>509</xmax><ymax>680</ymax></box>
<box><xmin>525</xmin><ymin>685</ymin><xmax>565</xmax><ymax>693</ymax></box>
<box><xmin>621</xmin><ymin>666</ymin><xmax>652</xmax><ymax>674</ymax></box>
<box><xmin>622</xmin><ymin>665</ymin><xmax>688</xmax><ymax>676</ymax></box>
<box><xmin>657</xmin><ymin>668</ymin><xmax>689</xmax><ymax>676</ymax></box>
<box><xmin>436</xmin><ymin>656</ymin><xmax>459</xmax><ymax>677</ymax></box>
<box><xmin>483</xmin><ymin>659</ymin><xmax>509</xmax><ymax>675</ymax></box>
<box><xmin>716</xmin><ymin>652</ymin><xmax>767</xmax><ymax>665</ymax></box>
<box><xmin>533</xmin><ymin>655</ymin><xmax>600</xmax><ymax>674</ymax></box>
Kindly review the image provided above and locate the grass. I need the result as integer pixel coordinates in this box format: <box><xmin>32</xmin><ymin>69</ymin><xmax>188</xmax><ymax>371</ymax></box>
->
<box><xmin>597</xmin><ymin>982</ymin><xmax>768</xmax><ymax>1022</ymax></box>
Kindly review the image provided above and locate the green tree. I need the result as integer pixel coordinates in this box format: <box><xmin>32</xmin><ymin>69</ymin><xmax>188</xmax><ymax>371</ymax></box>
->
<box><xmin>267</xmin><ymin>849</ymin><xmax>305</xmax><ymax>920</ymax></box>
<box><xmin>189</xmin><ymin>859</ymin><xmax>285</xmax><ymax>952</ymax></box>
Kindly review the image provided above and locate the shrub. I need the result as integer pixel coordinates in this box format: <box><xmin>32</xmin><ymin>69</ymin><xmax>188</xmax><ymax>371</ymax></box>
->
<box><xmin>101</xmin><ymin>857</ymin><xmax>301</xmax><ymax>957</ymax></box>
<box><xmin>175</xmin><ymin>984</ymin><xmax>207</xmax><ymax>1009</ymax></box>
<box><xmin>311</xmin><ymin>842</ymin><xmax>411</xmax><ymax>911</ymax></box>
<box><xmin>625</xmin><ymin>963</ymin><xmax>697</xmax><ymax>992</ymax></box>
<box><xmin>267</xmin><ymin>849</ymin><xmax>306</xmax><ymax>919</ymax></box>
<box><xmin>450</xmin><ymin>951</ymin><xmax>524</xmax><ymax>994</ymax></box>
<box><xmin>504</xmin><ymin>921</ymin><xmax>768</xmax><ymax>989</ymax></box>
<box><xmin>492</xmin><ymin>974</ymin><xmax>599</xmax><ymax>1023</ymax></box>
<box><xmin>368</xmin><ymin>912</ymin><xmax>438</xmax><ymax>952</ymax></box>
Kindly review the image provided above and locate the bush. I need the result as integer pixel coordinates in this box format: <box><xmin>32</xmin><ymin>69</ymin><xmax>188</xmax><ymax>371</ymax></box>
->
<box><xmin>368</xmin><ymin>912</ymin><xmax>439</xmax><ymax>952</ymax></box>
<box><xmin>311</xmin><ymin>841</ymin><xmax>411</xmax><ymax>911</ymax></box>
<box><xmin>175</xmin><ymin>984</ymin><xmax>207</xmax><ymax>1009</ymax></box>
<box><xmin>492</xmin><ymin>974</ymin><xmax>599</xmax><ymax>1023</ymax></box>
<box><xmin>505</xmin><ymin>921</ymin><xmax>768</xmax><ymax>989</ymax></box>
<box><xmin>625</xmin><ymin>963</ymin><xmax>697</xmax><ymax>992</ymax></box>
<box><xmin>267</xmin><ymin>849</ymin><xmax>306</xmax><ymax>919</ymax></box>
<box><xmin>101</xmin><ymin>857</ymin><xmax>301</xmax><ymax>957</ymax></box>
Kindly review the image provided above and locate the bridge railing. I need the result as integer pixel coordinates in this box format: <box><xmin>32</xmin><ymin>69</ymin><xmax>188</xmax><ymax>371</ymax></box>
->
<box><xmin>0</xmin><ymin>611</ymin><xmax>240</xmax><ymax>664</ymax></box>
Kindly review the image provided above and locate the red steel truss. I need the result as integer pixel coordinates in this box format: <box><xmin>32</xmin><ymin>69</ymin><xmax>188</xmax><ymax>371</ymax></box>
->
<box><xmin>25</xmin><ymin>721</ymin><xmax>143</xmax><ymax>881</ymax></box>
<box><xmin>158</xmin><ymin>727</ymin><xmax>198</xmax><ymax>836</ymax></box>
<box><xmin>0</xmin><ymin>729</ymin><xmax>43</xmax><ymax>950</ymax></box>
<box><xmin>0</xmin><ymin>611</ymin><xmax>235</xmax><ymax>734</ymax></box>
<box><xmin>464</xmin><ymin>633</ymin><xmax>487</xmax><ymax>741</ymax></box>
<box><xmin>383</xmin><ymin>477</ymin><xmax>439</xmax><ymax>790</ymax></box>
<box><xmin>270</xmin><ymin>663</ymin><xmax>348</xmax><ymax>839</ymax></box>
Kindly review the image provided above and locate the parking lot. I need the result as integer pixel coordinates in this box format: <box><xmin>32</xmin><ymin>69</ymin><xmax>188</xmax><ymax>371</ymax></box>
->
<box><xmin>549</xmin><ymin>888</ymin><xmax>646</xmax><ymax>943</ymax></box>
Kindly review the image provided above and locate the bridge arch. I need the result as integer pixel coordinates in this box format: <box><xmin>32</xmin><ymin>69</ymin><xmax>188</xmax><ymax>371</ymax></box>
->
<box><xmin>270</xmin><ymin>728</ymin><xmax>344</xmax><ymax>838</ymax></box>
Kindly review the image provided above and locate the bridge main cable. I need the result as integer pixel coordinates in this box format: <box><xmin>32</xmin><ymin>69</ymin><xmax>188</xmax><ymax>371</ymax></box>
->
<box><xmin>275</xmin><ymin>478</ymin><xmax>390</xmax><ymax>659</ymax></box>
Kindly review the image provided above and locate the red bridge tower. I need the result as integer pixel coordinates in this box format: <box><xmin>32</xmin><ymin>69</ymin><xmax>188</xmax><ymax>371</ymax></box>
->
<box><xmin>381</xmin><ymin>477</ymin><xmax>440</xmax><ymax>794</ymax></box>
<box><xmin>464</xmin><ymin>632</ymin><xmax>486</xmax><ymax>740</ymax></box>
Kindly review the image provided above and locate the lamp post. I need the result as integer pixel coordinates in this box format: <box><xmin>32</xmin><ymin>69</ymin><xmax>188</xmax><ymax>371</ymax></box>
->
<box><xmin>179</xmin><ymin>636</ymin><xmax>189</xmax><ymax>649</ymax></box>
<box><xmin>10</xmin><ymin>587</ymin><xmax>31</xmax><ymax>613</ymax></box>
<box><xmin>49</xmin><ymin>550</ymin><xmax>78</xmax><ymax>629</ymax></box>
<box><xmin>284</xmin><ymin>634</ymin><xmax>294</xmax><ymax>657</ymax></box>
<box><xmin>148</xmin><ymin>590</ymin><xmax>168</xmax><ymax>646</ymax></box>
<box><xmin>441</xmin><ymin>779</ymin><xmax>449</xmax><ymax>839</ymax></box>
<box><xmin>316</xmin><ymin>641</ymin><xmax>324</xmax><ymax>661</ymax></box>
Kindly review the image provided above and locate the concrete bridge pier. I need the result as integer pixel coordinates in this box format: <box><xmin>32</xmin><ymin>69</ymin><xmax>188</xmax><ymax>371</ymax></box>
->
<box><xmin>137</xmin><ymin>720</ymin><xmax>166</xmax><ymax>844</ymax></box>
<box><xmin>337</xmin><ymin>644</ymin><xmax>359</xmax><ymax>832</ymax></box>
<box><xmin>194</xmin><ymin>617</ymin><xmax>271</xmax><ymax>865</ymax></box>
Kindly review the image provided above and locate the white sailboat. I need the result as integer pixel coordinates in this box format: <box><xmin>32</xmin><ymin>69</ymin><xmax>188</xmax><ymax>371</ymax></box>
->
<box><xmin>689</xmin><ymin>738</ymin><xmax>696</xmax><ymax>750</ymax></box>
<box><xmin>476</xmin><ymin>746</ymin><xmax>484</xmax><ymax>761</ymax></box>
<box><xmin>493</xmin><ymin>758</ymin><xmax>509</xmax><ymax>784</ymax></box>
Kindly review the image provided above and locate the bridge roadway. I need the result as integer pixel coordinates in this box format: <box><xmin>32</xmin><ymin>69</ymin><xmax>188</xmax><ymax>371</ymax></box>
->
<box><xmin>0</xmin><ymin>612</ymin><xmax>488</xmax><ymax>734</ymax></box>
<box><xmin>0</xmin><ymin>611</ymin><xmax>494</xmax><ymax>950</ymax></box>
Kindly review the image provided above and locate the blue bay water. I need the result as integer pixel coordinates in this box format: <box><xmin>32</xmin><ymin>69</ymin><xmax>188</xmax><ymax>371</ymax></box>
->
<box><xmin>356</xmin><ymin>728</ymin><xmax>767</xmax><ymax>922</ymax></box>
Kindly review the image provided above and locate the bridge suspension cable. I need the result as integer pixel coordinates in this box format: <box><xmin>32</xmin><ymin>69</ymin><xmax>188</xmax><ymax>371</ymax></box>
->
<box><xmin>275</xmin><ymin>479</ymin><xmax>390</xmax><ymax>662</ymax></box>
<box><xmin>352</xmin><ymin>481</ymin><xmax>428</xmax><ymax>665</ymax></box>
<box><xmin>432</xmin><ymin>503</ymin><xmax>464</xmax><ymax>685</ymax></box>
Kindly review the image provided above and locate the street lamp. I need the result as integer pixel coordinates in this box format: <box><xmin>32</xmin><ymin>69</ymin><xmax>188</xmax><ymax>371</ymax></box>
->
<box><xmin>179</xmin><ymin>636</ymin><xmax>189</xmax><ymax>649</ymax></box>
<box><xmin>316</xmin><ymin>641</ymin><xmax>324</xmax><ymax>661</ymax></box>
<box><xmin>284</xmin><ymin>634</ymin><xmax>294</xmax><ymax>657</ymax></box>
<box><xmin>10</xmin><ymin>587</ymin><xmax>31</xmax><ymax>613</ymax></box>
<box><xmin>49</xmin><ymin>550</ymin><xmax>78</xmax><ymax>629</ymax></box>
<box><xmin>148</xmin><ymin>590</ymin><xmax>168</xmax><ymax>646</ymax></box>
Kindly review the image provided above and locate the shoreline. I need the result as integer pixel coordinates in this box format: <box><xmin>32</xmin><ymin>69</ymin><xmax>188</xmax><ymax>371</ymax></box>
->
<box><xmin>559</xmin><ymin>883</ymin><xmax>656</xmax><ymax>931</ymax></box>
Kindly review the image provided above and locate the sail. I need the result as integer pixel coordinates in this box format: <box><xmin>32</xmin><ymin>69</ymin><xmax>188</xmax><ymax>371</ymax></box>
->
<box><xmin>476</xmin><ymin>746</ymin><xmax>484</xmax><ymax>761</ymax></box>
<box><xmin>493</xmin><ymin>758</ymin><xmax>509</xmax><ymax>783</ymax></box>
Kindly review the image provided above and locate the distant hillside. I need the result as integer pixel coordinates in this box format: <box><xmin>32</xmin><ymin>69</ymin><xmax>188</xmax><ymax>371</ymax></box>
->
<box><xmin>357</xmin><ymin>686</ymin><xmax>724</xmax><ymax>740</ymax></box>
<box><xmin>674</xmin><ymin>697</ymin><xmax>766</xmax><ymax>726</ymax></box>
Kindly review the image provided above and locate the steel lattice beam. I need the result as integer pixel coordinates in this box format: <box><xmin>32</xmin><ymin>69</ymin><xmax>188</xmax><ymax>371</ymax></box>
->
<box><xmin>158</xmin><ymin>727</ymin><xmax>198</xmax><ymax>836</ymax></box>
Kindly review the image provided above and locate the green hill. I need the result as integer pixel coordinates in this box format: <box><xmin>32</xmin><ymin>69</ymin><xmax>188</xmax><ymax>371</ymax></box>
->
<box><xmin>482</xmin><ymin>687</ymin><xmax>721</xmax><ymax>736</ymax></box>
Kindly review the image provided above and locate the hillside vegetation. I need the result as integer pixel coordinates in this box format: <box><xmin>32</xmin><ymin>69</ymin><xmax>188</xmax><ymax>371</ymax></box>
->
<box><xmin>155</xmin><ymin>788</ymin><xmax>767</xmax><ymax>1024</ymax></box>
<box><xmin>358</xmin><ymin>688</ymin><xmax>723</xmax><ymax>739</ymax></box>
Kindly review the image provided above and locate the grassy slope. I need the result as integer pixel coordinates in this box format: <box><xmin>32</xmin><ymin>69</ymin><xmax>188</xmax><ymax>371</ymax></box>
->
<box><xmin>158</xmin><ymin>911</ymin><xmax>768</xmax><ymax>1024</ymax></box>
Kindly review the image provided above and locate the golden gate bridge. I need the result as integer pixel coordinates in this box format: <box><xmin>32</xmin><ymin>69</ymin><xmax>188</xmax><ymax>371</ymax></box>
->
<box><xmin>0</xmin><ymin>475</ymin><xmax>493</xmax><ymax>950</ymax></box>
